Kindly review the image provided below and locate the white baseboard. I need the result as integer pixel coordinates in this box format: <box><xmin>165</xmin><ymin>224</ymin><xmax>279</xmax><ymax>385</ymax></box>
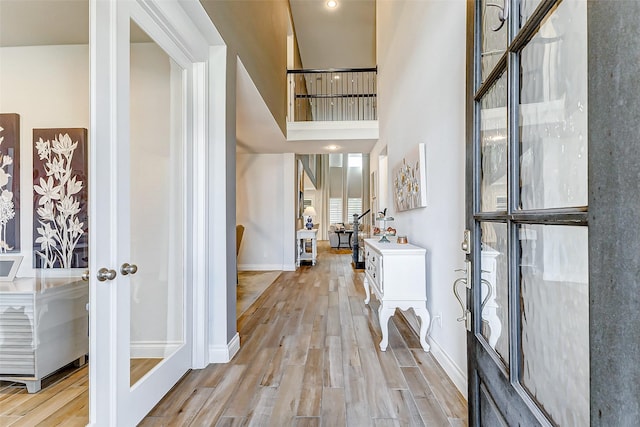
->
<box><xmin>283</xmin><ymin>263</ymin><xmax>296</xmax><ymax>271</ymax></box>
<box><xmin>238</xmin><ymin>264</ymin><xmax>284</xmax><ymax>271</ymax></box>
<box><xmin>427</xmin><ymin>335</ymin><xmax>468</xmax><ymax>397</ymax></box>
<box><xmin>208</xmin><ymin>333</ymin><xmax>240</xmax><ymax>363</ymax></box>
<box><xmin>398</xmin><ymin>311</ymin><xmax>468</xmax><ymax>398</ymax></box>
<box><xmin>130</xmin><ymin>341</ymin><xmax>181</xmax><ymax>358</ymax></box>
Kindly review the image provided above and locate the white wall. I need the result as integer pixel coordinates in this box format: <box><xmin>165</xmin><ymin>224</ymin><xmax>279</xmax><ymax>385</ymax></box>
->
<box><xmin>375</xmin><ymin>0</ymin><xmax>468</xmax><ymax>394</ymax></box>
<box><xmin>0</xmin><ymin>44</ymin><xmax>89</xmax><ymax>277</ymax></box>
<box><xmin>236</xmin><ymin>153</ymin><xmax>296</xmax><ymax>271</ymax></box>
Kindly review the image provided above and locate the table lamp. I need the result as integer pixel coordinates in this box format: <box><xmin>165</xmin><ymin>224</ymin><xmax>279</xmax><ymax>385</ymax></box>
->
<box><xmin>303</xmin><ymin>206</ymin><xmax>317</xmax><ymax>230</ymax></box>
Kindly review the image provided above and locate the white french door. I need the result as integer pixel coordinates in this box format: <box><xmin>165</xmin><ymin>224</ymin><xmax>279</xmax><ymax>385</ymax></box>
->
<box><xmin>89</xmin><ymin>0</ymin><xmax>206</xmax><ymax>424</ymax></box>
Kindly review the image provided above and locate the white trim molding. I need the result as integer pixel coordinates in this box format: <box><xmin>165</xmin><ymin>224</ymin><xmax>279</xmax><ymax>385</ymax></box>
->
<box><xmin>287</xmin><ymin>120</ymin><xmax>379</xmax><ymax>141</ymax></box>
<box><xmin>238</xmin><ymin>264</ymin><xmax>287</xmax><ymax>271</ymax></box>
<box><xmin>427</xmin><ymin>336</ymin><xmax>468</xmax><ymax>398</ymax></box>
<box><xmin>208</xmin><ymin>333</ymin><xmax>240</xmax><ymax>363</ymax></box>
<box><xmin>399</xmin><ymin>311</ymin><xmax>468</xmax><ymax>398</ymax></box>
<box><xmin>130</xmin><ymin>341</ymin><xmax>182</xmax><ymax>358</ymax></box>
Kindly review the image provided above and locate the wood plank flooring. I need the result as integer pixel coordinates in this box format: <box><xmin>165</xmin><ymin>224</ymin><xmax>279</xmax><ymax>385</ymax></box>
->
<box><xmin>141</xmin><ymin>242</ymin><xmax>467</xmax><ymax>426</ymax></box>
<box><xmin>0</xmin><ymin>242</ymin><xmax>468</xmax><ymax>426</ymax></box>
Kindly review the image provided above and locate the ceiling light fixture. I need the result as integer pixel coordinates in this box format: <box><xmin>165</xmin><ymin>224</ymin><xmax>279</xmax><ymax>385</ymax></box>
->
<box><xmin>326</xmin><ymin>144</ymin><xmax>339</xmax><ymax>151</ymax></box>
<box><xmin>327</xmin><ymin>0</ymin><xmax>338</xmax><ymax>9</ymax></box>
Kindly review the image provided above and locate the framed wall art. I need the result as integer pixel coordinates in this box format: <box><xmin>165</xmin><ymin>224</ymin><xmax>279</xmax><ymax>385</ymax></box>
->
<box><xmin>33</xmin><ymin>128</ymin><xmax>88</xmax><ymax>268</ymax></box>
<box><xmin>0</xmin><ymin>255</ymin><xmax>23</xmax><ymax>281</ymax></box>
<box><xmin>392</xmin><ymin>143</ymin><xmax>427</xmax><ymax>212</ymax></box>
<box><xmin>0</xmin><ymin>113</ymin><xmax>20</xmax><ymax>253</ymax></box>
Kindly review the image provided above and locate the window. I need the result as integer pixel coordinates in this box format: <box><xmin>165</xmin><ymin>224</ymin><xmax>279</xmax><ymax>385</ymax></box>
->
<box><xmin>348</xmin><ymin>153</ymin><xmax>362</xmax><ymax>168</ymax></box>
<box><xmin>329</xmin><ymin>198</ymin><xmax>342</xmax><ymax>224</ymax></box>
<box><xmin>327</xmin><ymin>153</ymin><xmax>366</xmax><ymax>225</ymax></box>
<box><xmin>347</xmin><ymin>198</ymin><xmax>362</xmax><ymax>221</ymax></box>
<box><xmin>329</xmin><ymin>153</ymin><xmax>343</xmax><ymax>167</ymax></box>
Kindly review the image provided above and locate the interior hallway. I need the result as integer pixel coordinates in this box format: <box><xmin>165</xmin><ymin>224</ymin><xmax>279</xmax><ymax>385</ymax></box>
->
<box><xmin>0</xmin><ymin>243</ymin><xmax>466</xmax><ymax>425</ymax></box>
<box><xmin>141</xmin><ymin>242</ymin><xmax>467</xmax><ymax>426</ymax></box>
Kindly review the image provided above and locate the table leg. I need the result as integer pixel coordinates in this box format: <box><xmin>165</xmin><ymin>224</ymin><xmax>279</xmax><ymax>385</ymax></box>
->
<box><xmin>378</xmin><ymin>304</ymin><xmax>394</xmax><ymax>351</ymax></box>
<box><xmin>414</xmin><ymin>306</ymin><xmax>431</xmax><ymax>352</ymax></box>
<box><xmin>312</xmin><ymin>237</ymin><xmax>317</xmax><ymax>265</ymax></box>
<box><xmin>296</xmin><ymin>238</ymin><xmax>301</xmax><ymax>267</ymax></box>
<box><xmin>363</xmin><ymin>276</ymin><xmax>371</xmax><ymax>304</ymax></box>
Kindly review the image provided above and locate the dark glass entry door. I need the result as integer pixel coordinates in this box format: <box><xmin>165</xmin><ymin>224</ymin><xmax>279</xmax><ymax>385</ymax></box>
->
<box><xmin>466</xmin><ymin>1</ymin><xmax>589</xmax><ymax>425</ymax></box>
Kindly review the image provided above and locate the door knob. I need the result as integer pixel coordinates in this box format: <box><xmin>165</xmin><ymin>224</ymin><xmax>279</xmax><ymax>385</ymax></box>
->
<box><xmin>120</xmin><ymin>263</ymin><xmax>138</xmax><ymax>275</ymax></box>
<box><xmin>97</xmin><ymin>268</ymin><xmax>117</xmax><ymax>282</ymax></box>
<box><xmin>81</xmin><ymin>270</ymin><xmax>90</xmax><ymax>282</ymax></box>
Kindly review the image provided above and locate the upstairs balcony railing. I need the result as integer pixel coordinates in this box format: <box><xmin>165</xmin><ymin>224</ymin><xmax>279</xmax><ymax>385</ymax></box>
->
<box><xmin>287</xmin><ymin>67</ymin><xmax>377</xmax><ymax>122</ymax></box>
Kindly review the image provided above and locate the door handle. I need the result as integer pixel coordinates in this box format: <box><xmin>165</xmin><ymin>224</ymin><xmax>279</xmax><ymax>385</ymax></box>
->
<box><xmin>81</xmin><ymin>270</ymin><xmax>90</xmax><ymax>282</ymax></box>
<box><xmin>97</xmin><ymin>267</ymin><xmax>117</xmax><ymax>282</ymax></box>
<box><xmin>120</xmin><ymin>263</ymin><xmax>138</xmax><ymax>275</ymax></box>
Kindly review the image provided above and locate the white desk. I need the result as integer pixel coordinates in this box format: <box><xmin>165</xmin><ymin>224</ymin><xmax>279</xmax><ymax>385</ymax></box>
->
<box><xmin>363</xmin><ymin>238</ymin><xmax>430</xmax><ymax>352</ymax></box>
<box><xmin>296</xmin><ymin>229</ymin><xmax>318</xmax><ymax>266</ymax></box>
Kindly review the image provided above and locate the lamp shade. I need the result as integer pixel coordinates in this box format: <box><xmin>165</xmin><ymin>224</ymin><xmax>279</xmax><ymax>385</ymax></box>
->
<box><xmin>303</xmin><ymin>206</ymin><xmax>317</xmax><ymax>217</ymax></box>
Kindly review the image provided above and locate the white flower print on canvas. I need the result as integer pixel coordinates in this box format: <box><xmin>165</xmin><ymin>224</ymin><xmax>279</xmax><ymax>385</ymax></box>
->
<box><xmin>0</xmin><ymin>123</ymin><xmax>16</xmax><ymax>252</ymax></box>
<box><xmin>33</xmin><ymin>129</ymin><xmax>88</xmax><ymax>268</ymax></box>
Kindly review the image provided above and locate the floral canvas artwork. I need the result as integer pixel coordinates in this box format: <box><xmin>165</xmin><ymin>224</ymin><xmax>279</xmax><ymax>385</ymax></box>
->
<box><xmin>33</xmin><ymin>128</ymin><xmax>88</xmax><ymax>268</ymax></box>
<box><xmin>0</xmin><ymin>114</ymin><xmax>20</xmax><ymax>253</ymax></box>
<box><xmin>393</xmin><ymin>143</ymin><xmax>427</xmax><ymax>212</ymax></box>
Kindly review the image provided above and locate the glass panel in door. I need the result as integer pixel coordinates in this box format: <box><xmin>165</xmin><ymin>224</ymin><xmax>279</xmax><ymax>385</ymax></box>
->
<box><xmin>129</xmin><ymin>20</ymin><xmax>185</xmax><ymax>387</ymax></box>
<box><xmin>480</xmin><ymin>0</ymin><xmax>508</xmax><ymax>82</ymax></box>
<box><xmin>480</xmin><ymin>72</ymin><xmax>507</xmax><ymax>212</ymax></box>
<box><xmin>519</xmin><ymin>224</ymin><xmax>589</xmax><ymax>426</ymax></box>
<box><xmin>0</xmin><ymin>1</ymin><xmax>90</xmax><ymax>420</ymax></box>
<box><xmin>519</xmin><ymin>0</ymin><xmax>588</xmax><ymax>210</ymax></box>
<box><xmin>479</xmin><ymin>222</ymin><xmax>508</xmax><ymax>367</ymax></box>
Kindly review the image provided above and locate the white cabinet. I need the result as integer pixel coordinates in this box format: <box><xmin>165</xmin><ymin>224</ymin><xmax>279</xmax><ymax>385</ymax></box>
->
<box><xmin>363</xmin><ymin>238</ymin><xmax>430</xmax><ymax>352</ymax></box>
<box><xmin>0</xmin><ymin>277</ymin><xmax>88</xmax><ymax>392</ymax></box>
<box><xmin>296</xmin><ymin>229</ymin><xmax>318</xmax><ymax>266</ymax></box>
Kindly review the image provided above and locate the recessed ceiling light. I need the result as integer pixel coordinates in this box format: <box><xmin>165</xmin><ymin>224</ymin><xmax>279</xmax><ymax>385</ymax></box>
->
<box><xmin>326</xmin><ymin>145</ymin><xmax>339</xmax><ymax>150</ymax></box>
<box><xmin>334</xmin><ymin>75</ymin><xmax>341</xmax><ymax>80</ymax></box>
<box><xmin>327</xmin><ymin>0</ymin><xmax>338</xmax><ymax>9</ymax></box>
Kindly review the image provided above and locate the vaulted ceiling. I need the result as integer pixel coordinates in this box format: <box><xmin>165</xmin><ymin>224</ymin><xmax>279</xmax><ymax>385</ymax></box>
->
<box><xmin>289</xmin><ymin>0</ymin><xmax>376</xmax><ymax>69</ymax></box>
<box><xmin>0</xmin><ymin>0</ymin><xmax>377</xmax><ymax>154</ymax></box>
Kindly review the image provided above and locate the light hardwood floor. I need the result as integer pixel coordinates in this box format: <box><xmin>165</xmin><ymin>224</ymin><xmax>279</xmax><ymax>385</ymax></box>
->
<box><xmin>141</xmin><ymin>242</ymin><xmax>467</xmax><ymax>426</ymax></box>
<box><xmin>0</xmin><ymin>243</ymin><xmax>467</xmax><ymax>426</ymax></box>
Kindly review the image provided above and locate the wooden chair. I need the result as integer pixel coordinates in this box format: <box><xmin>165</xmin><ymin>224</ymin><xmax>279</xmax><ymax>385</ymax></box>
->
<box><xmin>236</xmin><ymin>224</ymin><xmax>245</xmax><ymax>257</ymax></box>
<box><xmin>236</xmin><ymin>225</ymin><xmax>244</xmax><ymax>284</ymax></box>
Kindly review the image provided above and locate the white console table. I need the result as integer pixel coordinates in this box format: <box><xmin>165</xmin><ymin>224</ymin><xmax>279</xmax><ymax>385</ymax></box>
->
<box><xmin>0</xmin><ymin>277</ymin><xmax>88</xmax><ymax>393</ymax></box>
<box><xmin>296</xmin><ymin>228</ymin><xmax>318</xmax><ymax>266</ymax></box>
<box><xmin>363</xmin><ymin>238</ymin><xmax>430</xmax><ymax>352</ymax></box>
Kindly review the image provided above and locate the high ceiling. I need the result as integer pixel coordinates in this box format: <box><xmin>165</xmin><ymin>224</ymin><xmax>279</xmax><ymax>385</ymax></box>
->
<box><xmin>0</xmin><ymin>0</ymin><xmax>377</xmax><ymax>154</ymax></box>
<box><xmin>289</xmin><ymin>0</ymin><xmax>376</xmax><ymax>69</ymax></box>
<box><xmin>236</xmin><ymin>0</ymin><xmax>377</xmax><ymax>154</ymax></box>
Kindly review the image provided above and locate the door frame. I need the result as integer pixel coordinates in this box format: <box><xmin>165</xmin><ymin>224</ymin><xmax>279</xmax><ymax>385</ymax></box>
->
<box><xmin>587</xmin><ymin>2</ymin><xmax>640</xmax><ymax>425</ymax></box>
<box><xmin>88</xmin><ymin>0</ymin><xmax>217</xmax><ymax>424</ymax></box>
